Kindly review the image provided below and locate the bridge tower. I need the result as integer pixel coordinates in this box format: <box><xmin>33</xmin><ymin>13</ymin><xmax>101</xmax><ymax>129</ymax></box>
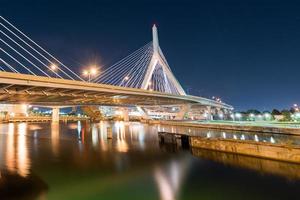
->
<box><xmin>141</xmin><ymin>25</ymin><xmax>186</xmax><ymax>95</ymax></box>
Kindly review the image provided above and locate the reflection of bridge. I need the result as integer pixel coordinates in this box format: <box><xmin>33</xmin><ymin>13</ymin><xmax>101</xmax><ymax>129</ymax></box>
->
<box><xmin>0</xmin><ymin>16</ymin><xmax>233</xmax><ymax>121</ymax></box>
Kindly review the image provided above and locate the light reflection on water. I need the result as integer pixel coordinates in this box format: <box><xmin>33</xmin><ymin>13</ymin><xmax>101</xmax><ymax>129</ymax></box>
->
<box><xmin>0</xmin><ymin>121</ymin><xmax>299</xmax><ymax>200</ymax></box>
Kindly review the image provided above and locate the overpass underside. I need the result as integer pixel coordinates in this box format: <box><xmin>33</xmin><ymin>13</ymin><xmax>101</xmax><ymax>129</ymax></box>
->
<box><xmin>0</xmin><ymin>72</ymin><xmax>195</xmax><ymax>106</ymax></box>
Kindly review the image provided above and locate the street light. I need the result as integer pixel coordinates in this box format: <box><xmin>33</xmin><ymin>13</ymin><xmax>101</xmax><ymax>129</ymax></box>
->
<box><xmin>83</xmin><ymin>67</ymin><xmax>98</xmax><ymax>82</ymax></box>
<box><xmin>235</xmin><ymin>113</ymin><xmax>242</xmax><ymax>121</ymax></box>
<box><xmin>50</xmin><ymin>63</ymin><xmax>58</xmax><ymax>71</ymax></box>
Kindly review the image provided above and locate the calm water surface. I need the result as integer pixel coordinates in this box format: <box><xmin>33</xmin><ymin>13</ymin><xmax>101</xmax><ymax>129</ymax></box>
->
<box><xmin>0</xmin><ymin>121</ymin><xmax>299</xmax><ymax>200</ymax></box>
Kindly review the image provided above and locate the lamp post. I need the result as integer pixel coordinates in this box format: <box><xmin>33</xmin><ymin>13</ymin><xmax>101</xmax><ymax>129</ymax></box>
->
<box><xmin>83</xmin><ymin>67</ymin><xmax>98</xmax><ymax>82</ymax></box>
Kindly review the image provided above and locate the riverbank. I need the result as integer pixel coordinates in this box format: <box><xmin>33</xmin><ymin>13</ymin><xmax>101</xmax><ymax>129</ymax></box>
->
<box><xmin>151</xmin><ymin>120</ymin><xmax>300</xmax><ymax>135</ymax></box>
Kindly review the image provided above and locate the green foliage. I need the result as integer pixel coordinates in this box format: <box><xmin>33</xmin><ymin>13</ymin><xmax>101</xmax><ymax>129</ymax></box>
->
<box><xmin>245</xmin><ymin>109</ymin><xmax>260</xmax><ymax>114</ymax></box>
<box><xmin>271</xmin><ymin>109</ymin><xmax>281</xmax><ymax>115</ymax></box>
<box><xmin>281</xmin><ymin>109</ymin><xmax>291</xmax><ymax>121</ymax></box>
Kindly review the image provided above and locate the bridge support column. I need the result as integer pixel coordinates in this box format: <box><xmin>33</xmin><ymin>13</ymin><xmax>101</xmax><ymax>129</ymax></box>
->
<box><xmin>52</xmin><ymin>107</ymin><xmax>60</xmax><ymax>123</ymax></box>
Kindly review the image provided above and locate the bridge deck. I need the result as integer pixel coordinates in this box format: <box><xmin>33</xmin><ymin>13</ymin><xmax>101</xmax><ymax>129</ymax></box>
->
<box><xmin>0</xmin><ymin>71</ymin><xmax>232</xmax><ymax>109</ymax></box>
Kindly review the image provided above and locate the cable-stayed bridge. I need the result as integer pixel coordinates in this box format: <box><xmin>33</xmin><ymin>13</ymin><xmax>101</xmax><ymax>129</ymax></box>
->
<box><xmin>0</xmin><ymin>16</ymin><xmax>233</xmax><ymax>121</ymax></box>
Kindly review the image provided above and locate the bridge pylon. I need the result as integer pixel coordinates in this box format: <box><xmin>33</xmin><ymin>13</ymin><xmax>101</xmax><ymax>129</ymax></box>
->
<box><xmin>141</xmin><ymin>25</ymin><xmax>186</xmax><ymax>95</ymax></box>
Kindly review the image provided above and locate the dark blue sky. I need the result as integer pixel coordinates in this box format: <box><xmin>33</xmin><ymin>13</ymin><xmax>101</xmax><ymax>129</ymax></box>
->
<box><xmin>1</xmin><ymin>0</ymin><xmax>300</xmax><ymax>111</ymax></box>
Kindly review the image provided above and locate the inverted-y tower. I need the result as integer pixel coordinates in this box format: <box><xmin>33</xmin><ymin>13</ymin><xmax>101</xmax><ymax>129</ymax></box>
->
<box><xmin>141</xmin><ymin>25</ymin><xmax>186</xmax><ymax>95</ymax></box>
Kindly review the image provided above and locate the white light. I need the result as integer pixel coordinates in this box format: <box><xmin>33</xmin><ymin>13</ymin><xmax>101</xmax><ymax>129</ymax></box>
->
<box><xmin>270</xmin><ymin>137</ymin><xmax>275</xmax><ymax>144</ymax></box>
<box><xmin>257</xmin><ymin>114</ymin><xmax>262</xmax><ymax>118</ymax></box>
<box><xmin>50</xmin><ymin>63</ymin><xmax>58</xmax><ymax>71</ymax></box>
<box><xmin>241</xmin><ymin>134</ymin><xmax>245</xmax><ymax>140</ymax></box>
<box><xmin>206</xmin><ymin>132</ymin><xmax>211</xmax><ymax>138</ymax></box>
<box><xmin>233</xmin><ymin>135</ymin><xmax>237</xmax><ymax>139</ymax></box>
<box><xmin>235</xmin><ymin>113</ymin><xmax>241</xmax><ymax>118</ymax></box>
<box><xmin>254</xmin><ymin>135</ymin><xmax>259</xmax><ymax>142</ymax></box>
<box><xmin>90</xmin><ymin>68</ymin><xmax>97</xmax><ymax>75</ymax></box>
<box><xmin>249</xmin><ymin>113</ymin><xmax>255</xmax><ymax>118</ymax></box>
<box><xmin>222</xmin><ymin>132</ymin><xmax>226</xmax><ymax>138</ymax></box>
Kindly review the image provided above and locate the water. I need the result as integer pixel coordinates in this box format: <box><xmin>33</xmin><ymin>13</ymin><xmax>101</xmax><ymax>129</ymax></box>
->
<box><xmin>0</xmin><ymin>121</ymin><xmax>299</xmax><ymax>200</ymax></box>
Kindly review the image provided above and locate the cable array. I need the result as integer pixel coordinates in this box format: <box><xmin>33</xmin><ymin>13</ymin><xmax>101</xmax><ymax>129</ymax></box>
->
<box><xmin>0</xmin><ymin>16</ymin><xmax>185</xmax><ymax>95</ymax></box>
<box><xmin>95</xmin><ymin>41</ymin><xmax>183</xmax><ymax>95</ymax></box>
<box><xmin>0</xmin><ymin>16</ymin><xmax>83</xmax><ymax>80</ymax></box>
<box><xmin>94</xmin><ymin>42</ymin><xmax>153</xmax><ymax>87</ymax></box>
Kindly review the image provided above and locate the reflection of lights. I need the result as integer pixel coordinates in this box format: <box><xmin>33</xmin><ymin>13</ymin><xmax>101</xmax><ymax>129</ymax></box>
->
<box><xmin>115</xmin><ymin>121</ymin><xmax>128</xmax><ymax>152</ymax></box>
<box><xmin>68</xmin><ymin>123</ymin><xmax>78</xmax><ymax>130</ymax></box>
<box><xmin>99</xmin><ymin>121</ymin><xmax>108</xmax><ymax>151</ymax></box>
<box><xmin>17</xmin><ymin>123</ymin><xmax>30</xmax><ymax>177</ymax></box>
<box><xmin>222</xmin><ymin>132</ymin><xmax>226</xmax><ymax>139</ymax></box>
<box><xmin>28</xmin><ymin>124</ymin><xmax>42</xmax><ymax>130</ymax></box>
<box><xmin>6</xmin><ymin>123</ymin><xmax>15</xmax><ymax>175</ymax></box>
<box><xmin>154</xmin><ymin>159</ymin><xmax>188</xmax><ymax>200</ymax></box>
<box><xmin>241</xmin><ymin>134</ymin><xmax>245</xmax><ymax>140</ymax></box>
<box><xmin>51</xmin><ymin>122</ymin><xmax>60</xmax><ymax>156</ymax></box>
<box><xmin>77</xmin><ymin>121</ymin><xmax>82</xmax><ymax>139</ymax></box>
<box><xmin>92</xmin><ymin>124</ymin><xmax>98</xmax><ymax>148</ymax></box>
<box><xmin>270</xmin><ymin>137</ymin><xmax>275</xmax><ymax>144</ymax></box>
<box><xmin>254</xmin><ymin>135</ymin><xmax>259</xmax><ymax>142</ymax></box>
<box><xmin>206</xmin><ymin>132</ymin><xmax>211</xmax><ymax>138</ymax></box>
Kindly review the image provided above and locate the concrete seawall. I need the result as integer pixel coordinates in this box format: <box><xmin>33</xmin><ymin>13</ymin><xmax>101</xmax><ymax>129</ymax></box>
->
<box><xmin>190</xmin><ymin>137</ymin><xmax>300</xmax><ymax>163</ymax></box>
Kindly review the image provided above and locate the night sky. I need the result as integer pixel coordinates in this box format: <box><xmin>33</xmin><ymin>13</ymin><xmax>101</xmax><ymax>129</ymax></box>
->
<box><xmin>1</xmin><ymin>0</ymin><xmax>300</xmax><ymax>111</ymax></box>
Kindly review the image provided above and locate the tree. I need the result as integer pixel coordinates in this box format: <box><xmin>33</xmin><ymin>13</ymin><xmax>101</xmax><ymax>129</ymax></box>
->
<box><xmin>281</xmin><ymin>109</ymin><xmax>291</xmax><ymax>121</ymax></box>
<box><xmin>245</xmin><ymin>109</ymin><xmax>261</xmax><ymax>114</ymax></box>
<box><xmin>271</xmin><ymin>109</ymin><xmax>281</xmax><ymax>115</ymax></box>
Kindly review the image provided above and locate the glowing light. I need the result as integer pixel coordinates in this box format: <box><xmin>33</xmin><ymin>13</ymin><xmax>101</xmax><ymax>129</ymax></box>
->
<box><xmin>83</xmin><ymin>70</ymin><xmax>88</xmax><ymax>76</ymax></box>
<box><xmin>254</xmin><ymin>135</ymin><xmax>259</xmax><ymax>142</ymax></box>
<box><xmin>222</xmin><ymin>132</ymin><xmax>226</xmax><ymax>138</ymax></box>
<box><xmin>206</xmin><ymin>132</ymin><xmax>211</xmax><ymax>138</ymax></box>
<box><xmin>50</xmin><ymin>63</ymin><xmax>58</xmax><ymax>71</ymax></box>
<box><xmin>235</xmin><ymin>113</ymin><xmax>241</xmax><ymax>119</ymax></box>
<box><xmin>241</xmin><ymin>134</ymin><xmax>245</xmax><ymax>140</ymax></box>
<box><xmin>90</xmin><ymin>68</ymin><xmax>97</xmax><ymax>75</ymax></box>
<box><xmin>270</xmin><ymin>137</ymin><xmax>275</xmax><ymax>144</ymax></box>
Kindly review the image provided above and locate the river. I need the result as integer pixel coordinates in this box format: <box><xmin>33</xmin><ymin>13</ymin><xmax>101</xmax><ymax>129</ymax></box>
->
<box><xmin>0</xmin><ymin>121</ymin><xmax>299</xmax><ymax>200</ymax></box>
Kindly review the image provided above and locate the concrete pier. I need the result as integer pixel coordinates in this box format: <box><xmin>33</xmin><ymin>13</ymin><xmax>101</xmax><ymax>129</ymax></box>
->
<box><xmin>190</xmin><ymin>137</ymin><xmax>300</xmax><ymax>163</ymax></box>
